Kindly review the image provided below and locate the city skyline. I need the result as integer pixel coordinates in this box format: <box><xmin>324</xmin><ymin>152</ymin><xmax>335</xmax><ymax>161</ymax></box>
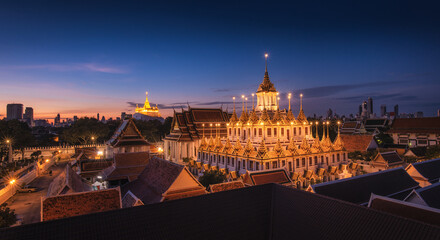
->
<box><xmin>1</xmin><ymin>1</ymin><xmax>440</xmax><ymax>119</ymax></box>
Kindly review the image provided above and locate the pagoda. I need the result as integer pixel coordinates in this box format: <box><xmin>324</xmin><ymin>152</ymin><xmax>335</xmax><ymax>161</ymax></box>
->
<box><xmin>135</xmin><ymin>91</ymin><xmax>161</xmax><ymax>117</ymax></box>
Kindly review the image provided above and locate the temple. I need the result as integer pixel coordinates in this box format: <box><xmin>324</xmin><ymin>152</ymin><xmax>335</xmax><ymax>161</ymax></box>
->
<box><xmin>165</xmin><ymin>55</ymin><xmax>349</xmax><ymax>188</ymax></box>
<box><xmin>134</xmin><ymin>91</ymin><xmax>161</xmax><ymax>118</ymax></box>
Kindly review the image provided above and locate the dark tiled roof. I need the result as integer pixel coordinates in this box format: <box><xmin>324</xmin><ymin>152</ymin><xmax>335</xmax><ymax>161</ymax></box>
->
<box><xmin>417</xmin><ymin>182</ymin><xmax>440</xmax><ymax>209</ymax></box>
<box><xmin>379</xmin><ymin>151</ymin><xmax>404</xmax><ymax>165</ymax></box>
<box><xmin>121</xmin><ymin>157</ymin><xmax>206</xmax><ymax>204</ymax></box>
<box><xmin>340</xmin><ymin>135</ymin><xmax>375</xmax><ymax>152</ymax></box>
<box><xmin>388</xmin><ymin>117</ymin><xmax>440</xmax><ymax>134</ymax></box>
<box><xmin>80</xmin><ymin>159</ymin><xmax>113</xmax><ymax>172</ymax></box>
<box><xmin>42</xmin><ymin>188</ymin><xmax>121</xmax><ymax>221</ymax></box>
<box><xmin>3</xmin><ymin>184</ymin><xmax>439</xmax><ymax>240</ymax></box>
<box><xmin>412</xmin><ymin>158</ymin><xmax>440</xmax><ymax>183</ymax></box>
<box><xmin>107</xmin><ymin>119</ymin><xmax>149</xmax><ymax>147</ymax></box>
<box><xmin>369</xmin><ymin>194</ymin><xmax>440</xmax><ymax>227</ymax></box>
<box><xmin>311</xmin><ymin>167</ymin><xmax>420</xmax><ymax>205</ymax></box>
<box><xmin>209</xmin><ymin>181</ymin><xmax>245</xmax><ymax>193</ymax></box>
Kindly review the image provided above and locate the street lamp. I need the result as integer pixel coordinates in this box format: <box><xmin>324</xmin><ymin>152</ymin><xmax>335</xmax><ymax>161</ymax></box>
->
<box><xmin>9</xmin><ymin>179</ymin><xmax>16</xmax><ymax>185</ymax></box>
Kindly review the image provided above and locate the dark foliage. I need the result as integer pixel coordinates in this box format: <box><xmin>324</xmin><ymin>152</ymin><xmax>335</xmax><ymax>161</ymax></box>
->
<box><xmin>199</xmin><ymin>170</ymin><xmax>226</xmax><ymax>188</ymax></box>
<box><xmin>0</xmin><ymin>203</ymin><xmax>17</xmax><ymax>228</ymax></box>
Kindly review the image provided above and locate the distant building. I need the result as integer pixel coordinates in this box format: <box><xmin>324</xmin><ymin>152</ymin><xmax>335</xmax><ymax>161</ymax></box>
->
<box><xmin>73</xmin><ymin>115</ymin><xmax>78</xmax><ymax>122</ymax></box>
<box><xmin>388</xmin><ymin>117</ymin><xmax>440</xmax><ymax>147</ymax></box>
<box><xmin>34</xmin><ymin>119</ymin><xmax>49</xmax><ymax>127</ymax></box>
<box><xmin>370</xmin><ymin>151</ymin><xmax>405</xmax><ymax>171</ymax></box>
<box><xmin>405</xmin><ymin>158</ymin><xmax>440</xmax><ymax>187</ymax></box>
<box><xmin>121</xmin><ymin>112</ymin><xmax>126</xmax><ymax>120</ymax></box>
<box><xmin>404</xmin><ymin>182</ymin><xmax>440</xmax><ymax>210</ymax></box>
<box><xmin>6</xmin><ymin>103</ymin><xmax>23</xmax><ymax>120</ymax></box>
<box><xmin>380</xmin><ymin>104</ymin><xmax>387</xmax><ymax>117</ymax></box>
<box><xmin>54</xmin><ymin>113</ymin><xmax>61</xmax><ymax>126</ymax></box>
<box><xmin>416</xmin><ymin>111</ymin><xmax>424</xmax><ymax>118</ymax></box>
<box><xmin>326</xmin><ymin>108</ymin><xmax>333</xmax><ymax>119</ymax></box>
<box><xmin>23</xmin><ymin>107</ymin><xmax>34</xmax><ymax>126</ymax></box>
<box><xmin>394</xmin><ymin>104</ymin><xmax>399</xmax><ymax>118</ymax></box>
<box><xmin>133</xmin><ymin>92</ymin><xmax>164</xmax><ymax>122</ymax></box>
<box><xmin>367</xmin><ymin>97</ymin><xmax>373</xmax><ymax>115</ymax></box>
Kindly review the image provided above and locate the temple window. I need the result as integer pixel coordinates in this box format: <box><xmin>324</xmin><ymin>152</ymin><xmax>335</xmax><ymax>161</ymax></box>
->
<box><xmin>254</xmin><ymin>128</ymin><xmax>257</xmax><ymax>136</ymax></box>
<box><xmin>287</xmin><ymin>129</ymin><xmax>290</xmax><ymax>139</ymax></box>
<box><xmin>314</xmin><ymin>156</ymin><xmax>318</xmax><ymax>165</ymax></box>
<box><xmin>259</xmin><ymin>128</ymin><xmax>263</xmax><ymax>136</ymax></box>
<box><xmin>305</xmin><ymin>127</ymin><xmax>308</xmax><ymax>135</ymax></box>
<box><xmin>321</xmin><ymin>156</ymin><xmax>324</xmax><ymax>163</ymax></box>
<box><xmin>293</xmin><ymin>128</ymin><xmax>296</xmax><ymax>136</ymax></box>
<box><xmin>309</xmin><ymin>157</ymin><xmax>312</xmax><ymax>165</ymax></box>
<box><xmin>243</xmin><ymin>160</ymin><xmax>246</xmax><ymax>169</ymax></box>
<box><xmin>282</xmin><ymin>160</ymin><xmax>285</xmax><ymax>167</ymax></box>
<box><xmin>289</xmin><ymin>162</ymin><xmax>292</xmax><ymax>171</ymax></box>
<box><xmin>281</xmin><ymin>128</ymin><xmax>284</xmax><ymax>136</ymax></box>
<box><xmin>332</xmin><ymin>154</ymin><xmax>335</xmax><ymax>163</ymax></box>
<box><xmin>337</xmin><ymin>154</ymin><xmax>340</xmax><ymax>161</ymax></box>
<box><xmin>299</xmin><ymin>127</ymin><xmax>302</xmax><ymax>135</ymax></box>
<box><xmin>296</xmin><ymin>159</ymin><xmax>299</xmax><ymax>167</ymax></box>
<box><xmin>265</xmin><ymin>162</ymin><xmax>270</xmax><ymax>169</ymax></box>
<box><xmin>234</xmin><ymin>129</ymin><xmax>237</xmax><ymax>135</ymax></box>
<box><xmin>272</xmin><ymin>161</ymin><xmax>277</xmax><ymax>168</ymax></box>
<box><xmin>238</xmin><ymin>129</ymin><xmax>241</xmax><ymax>136</ymax></box>
<box><xmin>274</xmin><ymin>128</ymin><xmax>277</xmax><ymax>136</ymax></box>
<box><xmin>229</xmin><ymin>128</ymin><xmax>231</xmax><ymax>135</ymax></box>
<box><xmin>267</xmin><ymin>128</ymin><xmax>271</xmax><ymax>136</ymax></box>
<box><xmin>302</xmin><ymin>158</ymin><xmax>305</xmax><ymax>166</ymax></box>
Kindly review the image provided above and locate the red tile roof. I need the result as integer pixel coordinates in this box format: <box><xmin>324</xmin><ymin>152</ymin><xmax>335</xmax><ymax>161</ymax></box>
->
<box><xmin>209</xmin><ymin>181</ymin><xmax>245</xmax><ymax>193</ymax></box>
<box><xmin>42</xmin><ymin>188</ymin><xmax>121</xmax><ymax>221</ymax></box>
<box><xmin>243</xmin><ymin>169</ymin><xmax>293</xmax><ymax>186</ymax></box>
<box><xmin>340</xmin><ymin>134</ymin><xmax>376</xmax><ymax>152</ymax></box>
<box><xmin>388</xmin><ymin>117</ymin><xmax>440</xmax><ymax>134</ymax></box>
<box><xmin>47</xmin><ymin>164</ymin><xmax>91</xmax><ymax>197</ymax></box>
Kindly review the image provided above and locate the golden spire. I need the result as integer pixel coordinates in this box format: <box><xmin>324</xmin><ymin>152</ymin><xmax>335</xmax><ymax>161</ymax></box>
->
<box><xmin>300</xmin><ymin>93</ymin><xmax>303</xmax><ymax>110</ymax></box>
<box><xmin>296</xmin><ymin>93</ymin><xmax>307</xmax><ymax>122</ymax></box>
<box><xmin>233</xmin><ymin>139</ymin><xmax>243</xmax><ymax>154</ymax></box>
<box><xmin>222</xmin><ymin>138</ymin><xmax>233</xmax><ymax>154</ymax></box>
<box><xmin>273</xmin><ymin>138</ymin><xmax>285</xmax><ymax>157</ymax></box>
<box><xmin>300</xmin><ymin>137</ymin><xmax>311</xmax><ymax>154</ymax></box>
<box><xmin>265</xmin><ymin>53</ymin><xmax>268</xmax><ymax>72</ymax></box>
<box><xmin>287</xmin><ymin>137</ymin><xmax>300</xmax><ymax>156</ymax></box>
<box><xmin>256</xmin><ymin>139</ymin><xmax>268</xmax><ymax>159</ymax></box>
<box><xmin>243</xmin><ymin>138</ymin><xmax>254</xmax><ymax>156</ymax></box>
<box><xmin>143</xmin><ymin>91</ymin><xmax>151</xmax><ymax>109</ymax></box>
<box><xmin>252</xmin><ymin>93</ymin><xmax>255</xmax><ymax>110</ymax></box>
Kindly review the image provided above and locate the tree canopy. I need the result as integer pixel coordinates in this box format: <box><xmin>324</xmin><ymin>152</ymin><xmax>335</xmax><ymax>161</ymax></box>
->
<box><xmin>0</xmin><ymin>203</ymin><xmax>17</xmax><ymax>228</ymax></box>
<box><xmin>198</xmin><ymin>170</ymin><xmax>226</xmax><ymax>188</ymax></box>
<box><xmin>62</xmin><ymin>118</ymin><xmax>109</xmax><ymax>145</ymax></box>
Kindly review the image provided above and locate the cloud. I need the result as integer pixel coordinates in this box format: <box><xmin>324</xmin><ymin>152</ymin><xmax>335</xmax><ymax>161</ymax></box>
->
<box><xmin>4</xmin><ymin>63</ymin><xmax>127</xmax><ymax>74</ymax></box>
<box><xmin>284</xmin><ymin>80</ymin><xmax>408</xmax><ymax>98</ymax></box>
<box><xmin>212</xmin><ymin>88</ymin><xmax>233</xmax><ymax>93</ymax></box>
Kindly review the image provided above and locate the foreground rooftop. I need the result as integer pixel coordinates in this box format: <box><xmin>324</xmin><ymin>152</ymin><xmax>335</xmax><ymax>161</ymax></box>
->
<box><xmin>1</xmin><ymin>183</ymin><xmax>439</xmax><ymax>240</ymax></box>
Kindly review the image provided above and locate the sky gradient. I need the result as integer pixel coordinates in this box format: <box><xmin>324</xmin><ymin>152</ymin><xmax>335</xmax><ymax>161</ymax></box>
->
<box><xmin>1</xmin><ymin>1</ymin><xmax>440</xmax><ymax>119</ymax></box>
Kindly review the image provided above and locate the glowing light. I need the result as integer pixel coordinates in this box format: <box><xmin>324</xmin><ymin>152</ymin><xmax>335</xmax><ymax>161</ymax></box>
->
<box><xmin>226</xmin><ymin>123</ymin><xmax>229</xmax><ymax>126</ymax></box>
<box><xmin>97</xmin><ymin>151</ymin><xmax>103</xmax><ymax>156</ymax></box>
<box><xmin>97</xmin><ymin>176</ymin><xmax>102</xmax><ymax>179</ymax></box>
<box><xmin>290</xmin><ymin>122</ymin><xmax>293</xmax><ymax>125</ymax></box>
<box><xmin>260</xmin><ymin>122</ymin><xmax>264</xmax><ymax>126</ymax></box>
<box><xmin>265</xmin><ymin>53</ymin><xmax>268</xmax><ymax>58</ymax></box>
<box><xmin>58</xmin><ymin>150</ymin><xmax>61</xmax><ymax>153</ymax></box>
<box><xmin>233</xmin><ymin>97</ymin><xmax>235</xmax><ymax>100</ymax></box>
<box><xmin>247</xmin><ymin>123</ymin><xmax>250</xmax><ymax>125</ymax></box>
<box><xmin>337</xmin><ymin>121</ymin><xmax>341</xmax><ymax>125</ymax></box>
<box><xmin>241</xmin><ymin>95</ymin><xmax>245</xmax><ymax>99</ymax></box>
<box><xmin>252</xmin><ymin>93</ymin><xmax>254</xmax><ymax>96</ymax></box>
<box><xmin>210</xmin><ymin>124</ymin><xmax>213</xmax><ymax>127</ymax></box>
<box><xmin>6</xmin><ymin>139</ymin><xmax>10</xmax><ymax>143</ymax></box>
<box><xmin>300</xmin><ymin>94</ymin><xmax>303</xmax><ymax>97</ymax></box>
<box><xmin>315</xmin><ymin>121</ymin><xmax>319</xmax><ymax>125</ymax></box>
<box><xmin>9</xmin><ymin>179</ymin><xmax>16</xmax><ymax>185</ymax></box>
<box><xmin>202</xmin><ymin>124</ymin><xmax>205</xmax><ymax>127</ymax></box>
<box><xmin>45</xmin><ymin>159</ymin><xmax>49</xmax><ymax>163</ymax></box>
<box><xmin>158</xmin><ymin>147</ymin><xmax>163</xmax><ymax>152</ymax></box>
<box><xmin>303</xmin><ymin>122</ymin><xmax>306</xmax><ymax>125</ymax></box>
<box><xmin>277</xmin><ymin>122</ymin><xmax>279</xmax><ymax>125</ymax></box>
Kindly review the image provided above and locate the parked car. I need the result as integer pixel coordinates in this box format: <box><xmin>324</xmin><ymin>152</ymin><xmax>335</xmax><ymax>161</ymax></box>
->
<box><xmin>17</xmin><ymin>185</ymin><xmax>38</xmax><ymax>193</ymax></box>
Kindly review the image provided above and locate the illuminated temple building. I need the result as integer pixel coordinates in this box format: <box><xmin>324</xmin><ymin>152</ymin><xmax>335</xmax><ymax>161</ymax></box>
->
<box><xmin>133</xmin><ymin>91</ymin><xmax>163</xmax><ymax>121</ymax></box>
<box><xmin>165</xmin><ymin>57</ymin><xmax>349</xmax><ymax>187</ymax></box>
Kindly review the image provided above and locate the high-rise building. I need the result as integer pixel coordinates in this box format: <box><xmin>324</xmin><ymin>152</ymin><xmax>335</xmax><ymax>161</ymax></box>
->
<box><xmin>23</xmin><ymin>107</ymin><xmax>34</xmax><ymax>126</ymax></box>
<box><xmin>394</xmin><ymin>105</ymin><xmax>399</xmax><ymax>118</ymax></box>
<box><xmin>97</xmin><ymin>113</ymin><xmax>100</xmax><ymax>120</ymax></box>
<box><xmin>6</xmin><ymin>103</ymin><xmax>23</xmax><ymax>120</ymax></box>
<box><xmin>358</xmin><ymin>105</ymin><xmax>362</xmax><ymax>116</ymax></box>
<box><xmin>73</xmin><ymin>115</ymin><xmax>78</xmax><ymax>122</ymax></box>
<box><xmin>121</xmin><ymin>112</ymin><xmax>126</xmax><ymax>120</ymax></box>
<box><xmin>380</xmin><ymin>104</ymin><xmax>387</xmax><ymax>117</ymax></box>
<box><xmin>55</xmin><ymin>113</ymin><xmax>61</xmax><ymax>125</ymax></box>
<box><xmin>367</xmin><ymin>97</ymin><xmax>373</xmax><ymax>115</ymax></box>
<box><xmin>326</xmin><ymin>108</ymin><xmax>333</xmax><ymax>119</ymax></box>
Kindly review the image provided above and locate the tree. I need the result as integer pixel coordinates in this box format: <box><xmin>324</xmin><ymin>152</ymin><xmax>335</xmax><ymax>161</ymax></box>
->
<box><xmin>198</xmin><ymin>170</ymin><xmax>226</xmax><ymax>188</ymax></box>
<box><xmin>62</xmin><ymin>118</ymin><xmax>109</xmax><ymax>145</ymax></box>
<box><xmin>375</xmin><ymin>132</ymin><xmax>394</xmax><ymax>146</ymax></box>
<box><xmin>0</xmin><ymin>119</ymin><xmax>36</xmax><ymax>161</ymax></box>
<box><xmin>0</xmin><ymin>203</ymin><xmax>17</xmax><ymax>228</ymax></box>
<box><xmin>425</xmin><ymin>145</ymin><xmax>440</xmax><ymax>160</ymax></box>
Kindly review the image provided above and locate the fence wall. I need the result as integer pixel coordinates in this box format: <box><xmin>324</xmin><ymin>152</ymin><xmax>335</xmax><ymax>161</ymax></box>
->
<box><xmin>0</xmin><ymin>164</ymin><xmax>39</xmax><ymax>204</ymax></box>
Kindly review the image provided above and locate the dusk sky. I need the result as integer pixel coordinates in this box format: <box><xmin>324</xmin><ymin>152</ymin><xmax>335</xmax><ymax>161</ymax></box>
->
<box><xmin>1</xmin><ymin>1</ymin><xmax>439</xmax><ymax>119</ymax></box>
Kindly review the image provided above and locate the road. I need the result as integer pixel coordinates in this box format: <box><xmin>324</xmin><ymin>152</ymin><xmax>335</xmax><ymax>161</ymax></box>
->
<box><xmin>5</xmin><ymin>162</ymin><xmax>67</xmax><ymax>225</ymax></box>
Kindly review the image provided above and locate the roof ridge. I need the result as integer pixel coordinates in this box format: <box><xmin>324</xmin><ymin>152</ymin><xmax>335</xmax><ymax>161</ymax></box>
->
<box><xmin>312</xmin><ymin>167</ymin><xmax>407</xmax><ymax>188</ymax></box>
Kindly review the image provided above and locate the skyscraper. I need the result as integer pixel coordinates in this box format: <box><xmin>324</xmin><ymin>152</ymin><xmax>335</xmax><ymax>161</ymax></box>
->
<box><xmin>394</xmin><ymin>105</ymin><xmax>399</xmax><ymax>118</ymax></box>
<box><xmin>6</xmin><ymin>103</ymin><xmax>23</xmax><ymax>120</ymax></box>
<box><xmin>55</xmin><ymin>113</ymin><xmax>61</xmax><ymax>126</ymax></box>
<box><xmin>380</xmin><ymin>104</ymin><xmax>387</xmax><ymax>117</ymax></box>
<box><xmin>367</xmin><ymin>97</ymin><xmax>373</xmax><ymax>115</ymax></box>
<box><xmin>23</xmin><ymin>107</ymin><xmax>34</xmax><ymax>126</ymax></box>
